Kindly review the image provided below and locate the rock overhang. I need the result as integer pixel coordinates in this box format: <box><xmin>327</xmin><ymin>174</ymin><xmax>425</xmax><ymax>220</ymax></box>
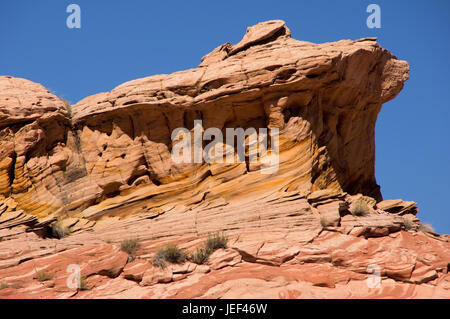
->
<box><xmin>0</xmin><ymin>20</ymin><xmax>409</xmax><ymax>221</ymax></box>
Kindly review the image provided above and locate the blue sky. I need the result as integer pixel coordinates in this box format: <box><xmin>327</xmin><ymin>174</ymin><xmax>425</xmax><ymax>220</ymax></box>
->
<box><xmin>1</xmin><ymin>1</ymin><xmax>449</xmax><ymax>233</ymax></box>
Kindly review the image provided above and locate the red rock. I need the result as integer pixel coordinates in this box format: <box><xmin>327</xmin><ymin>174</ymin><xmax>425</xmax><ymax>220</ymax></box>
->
<box><xmin>0</xmin><ymin>20</ymin><xmax>448</xmax><ymax>299</ymax></box>
<box><xmin>140</xmin><ymin>267</ymin><xmax>173</xmax><ymax>286</ymax></box>
<box><xmin>122</xmin><ymin>259</ymin><xmax>152</xmax><ymax>282</ymax></box>
<box><xmin>209</xmin><ymin>249</ymin><xmax>242</xmax><ymax>270</ymax></box>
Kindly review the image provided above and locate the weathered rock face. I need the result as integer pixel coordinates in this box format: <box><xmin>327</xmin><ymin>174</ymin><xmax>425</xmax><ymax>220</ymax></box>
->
<box><xmin>1</xmin><ymin>20</ymin><xmax>410</xmax><ymax>222</ymax></box>
<box><xmin>0</xmin><ymin>77</ymin><xmax>101</xmax><ymax>220</ymax></box>
<box><xmin>1</xmin><ymin>21</ymin><xmax>447</xmax><ymax>299</ymax></box>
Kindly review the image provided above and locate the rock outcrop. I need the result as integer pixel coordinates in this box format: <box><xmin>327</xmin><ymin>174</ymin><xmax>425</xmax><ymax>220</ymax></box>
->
<box><xmin>0</xmin><ymin>20</ymin><xmax>448</xmax><ymax>299</ymax></box>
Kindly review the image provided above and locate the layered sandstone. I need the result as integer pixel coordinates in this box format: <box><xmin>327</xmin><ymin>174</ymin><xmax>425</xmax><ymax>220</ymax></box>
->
<box><xmin>0</xmin><ymin>20</ymin><xmax>448</xmax><ymax>299</ymax></box>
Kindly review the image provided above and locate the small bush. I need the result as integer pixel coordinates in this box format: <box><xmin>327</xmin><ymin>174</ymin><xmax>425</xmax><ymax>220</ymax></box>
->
<box><xmin>202</xmin><ymin>84</ymin><xmax>213</xmax><ymax>92</ymax></box>
<box><xmin>36</xmin><ymin>271</ymin><xmax>53</xmax><ymax>282</ymax></box>
<box><xmin>61</xmin><ymin>98</ymin><xmax>72</xmax><ymax>117</ymax></box>
<box><xmin>321</xmin><ymin>216</ymin><xmax>335</xmax><ymax>228</ymax></box>
<box><xmin>51</xmin><ymin>221</ymin><xmax>70</xmax><ymax>239</ymax></box>
<box><xmin>79</xmin><ymin>275</ymin><xmax>89</xmax><ymax>290</ymax></box>
<box><xmin>152</xmin><ymin>244</ymin><xmax>186</xmax><ymax>268</ymax></box>
<box><xmin>402</xmin><ymin>218</ymin><xmax>414</xmax><ymax>230</ymax></box>
<box><xmin>189</xmin><ymin>232</ymin><xmax>228</xmax><ymax>265</ymax></box>
<box><xmin>350</xmin><ymin>198</ymin><xmax>369</xmax><ymax>217</ymax></box>
<box><xmin>419</xmin><ymin>223</ymin><xmax>435</xmax><ymax>234</ymax></box>
<box><xmin>151</xmin><ymin>254</ymin><xmax>167</xmax><ymax>269</ymax></box>
<box><xmin>120</xmin><ymin>238</ymin><xmax>141</xmax><ymax>257</ymax></box>
<box><xmin>190</xmin><ymin>247</ymin><xmax>210</xmax><ymax>265</ymax></box>
<box><xmin>205</xmin><ymin>232</ymin><xmax>228</xmax><ymax>251</ymax></box>
<box><xmin>162</xmin><ymin>244</ymin><xmax>186</xmax><ymax>264</ymax></box>
<box><xmin>0</xmin><ymin>282</ymin><xmax>9</xmax><ymax>290</ymax></box>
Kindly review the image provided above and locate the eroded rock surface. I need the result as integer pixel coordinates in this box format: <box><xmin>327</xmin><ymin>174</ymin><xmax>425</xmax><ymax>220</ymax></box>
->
<box><xmin>1</xmin><ymin>20</ymin><xmax>448</xmax><ymax>299</ymax></box>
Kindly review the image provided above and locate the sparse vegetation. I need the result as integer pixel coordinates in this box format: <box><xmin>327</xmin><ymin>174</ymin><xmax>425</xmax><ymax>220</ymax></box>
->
<box><xmin>320</xmin><ymin>216</ymin><xmax>332</xmax><ymax>228</ymax></box>
<box><xmin>402</xmin><ymin>218</ymin><xmax>414</xmax><ymax>231</ymax></box>
<box><xmin>51</xmin><ymin>220</ymin><xmax>71</xmax><ymax>239</ymax></box>
<box><xmin>151</xmin><ymin>254</ymin><xmax>167</xmax><ymax>269</ymax></box>
<box><xmin>202</xmin><ymin>84</ymin><xmax>213</xmax><ymax>92</ymax></box>
<box><xmin>61</xmin><ymin>98</ymin><xmax>72</xmax><ymax>117</ymax></box>
<box><xmin>0</xmin><ymin>282</ymin><xmax>18</xmax><ymax>290</ymax></box>
<box><xmin>36</xmin><ymin>271</ymin><xmax>53</xmax><ymax>282</ymax></box>
<box><xmin>161</xmin><ymin>244</ymin><xmax>186</xmax><ymax>263</ymax></box>
<box><xmin>419</xmin><ymin>223</ymin><xmax>435</xmax><ymax>234</ymax></box>
<box><xmin>189</xmin><ymin>232</ymin><xmax>228</xmax><ymax>265</ymax></box>
<box><xmin>152</xmin><ymin>244</ymin><xmax>187</xmax><ymax>268</ymax></box>
<box><xmin>350</xmin><ymin>198</ymin><xmax>369</xmax><ymax>217</ymax></box>
<box><xmin>205</xmin><ymin>232</ymin><xmax>228</xmax><ymax>251</ymax></box>
<box><xmin>190</xmin><ymin>247</ymin><xmax>210</xmax><ymax>265</ymax></box>
<box><xmin>150</xmin><ymin>232</ymin><xmax>229</xmax><ymax>268</ymax></box>
<box><xmin>79</xmin><ymin>275</ymin><xmax>89</xmax><ymax>290</ymax></box>
<box><xmin>120</xmin><ymin>238</ymin><xmax>141</xmax><ymax>258</ymax></box>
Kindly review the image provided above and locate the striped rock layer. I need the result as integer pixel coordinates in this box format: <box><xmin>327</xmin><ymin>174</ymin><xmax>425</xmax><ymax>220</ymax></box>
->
<box><xmin>1</xmin><ymin>21</ymin><xmax>448</xmax><ymax>299</ymax></box>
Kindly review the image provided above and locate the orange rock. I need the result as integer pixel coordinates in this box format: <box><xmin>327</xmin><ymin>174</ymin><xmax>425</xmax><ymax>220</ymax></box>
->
<box><xmin>0</xmin><ymin>20</ymin><xmax>448</xmax><ymax>299</ymax></box>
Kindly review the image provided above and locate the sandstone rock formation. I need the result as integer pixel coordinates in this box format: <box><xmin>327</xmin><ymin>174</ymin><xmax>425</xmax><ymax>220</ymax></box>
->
<box><xmin>0</xmin><ymin>20</ymin><xmax>448</xmax><ymax>299</ymax></box>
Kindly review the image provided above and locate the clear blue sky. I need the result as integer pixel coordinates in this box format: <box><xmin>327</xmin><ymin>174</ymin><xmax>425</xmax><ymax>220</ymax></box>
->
<box><xmin>1</xmin><ymin>1</ymin><xmax>449</xmax><ymax>233</ymax></box>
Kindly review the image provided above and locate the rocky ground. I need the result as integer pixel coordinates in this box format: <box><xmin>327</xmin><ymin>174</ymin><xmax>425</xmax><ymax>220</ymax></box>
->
<box><xmin>1</xmin><ymin>190</ymin><xmax>449</xmax><ymax>298</ymax></box>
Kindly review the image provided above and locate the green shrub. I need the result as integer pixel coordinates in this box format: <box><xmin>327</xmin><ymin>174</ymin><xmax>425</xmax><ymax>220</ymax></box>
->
<box><xmin>205</xmin><ymin>232</ymin><xmax>228</xmax><ymax>251</ymax></box>
<box><xmin>162</xmin><ymin>244</ymin><xmax>186</xmax><ymax>264</ymax></box>
<box><xmin>151</xmin><ymin>244</ymin><xmax>186</xmax><ymax>268</ymax></box>
<box><xmin>0</xmin><ymin>282</ymin><xmax>9</xmax><ymax>290</ymax></box>
<box><xmin>51</xmin><ymin>221</ymin><xmax>70</xmax><ymax>238</ymax></box>
<box><xmin>79</xmin><ymin>275</ymin><xmax>89</xmax><ymax>290</ymax></box>
<box><xmin>120</xmin><ymin>238</ymin><xmax>141</xmax><ymax>257</ymax></box>
<box><xmin>151</xmin><ymin>254</ymin><xmax>167</xmax><ymax>269</ymax></box>
<box><xmin>350</xmin><ymin>198</ymin><xmax>369</xmax><ymax>216</ymax></box>
<box><xmin>190</xmin><ymin>247</ymin><xmax>210</xmax><ymax>265</ymax></box>
<box><xmin>189</xmin><ymin>232</ymin><xmax>228</xmax><ymax>265</ymax></box>
<box><xmin>36</xmin><ymin>271</ymin><xmax>53</xmax><ymax>282</ymax></box>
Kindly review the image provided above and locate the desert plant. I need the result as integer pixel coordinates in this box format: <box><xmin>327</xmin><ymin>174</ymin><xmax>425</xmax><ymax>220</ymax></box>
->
<box><xmin>61</xmin><ymin>98</ymin><xmax>72</xmax><ymax>117</ymax></box>
<box><xmin>151</xmin><ymin>254</ymin><xmax>167</xmax><ymax>269</ymax></box>
<box><xmin>162</xmin><ymin>244</ymin><xmax>186</xmax><ymax>264</ymax></box>
<box><xmin>189</xmin><ymin>232</ymin><xmax>228</xmax><ymax>265</ymax></box>
<box><xmin>36</xmin><ymin>271</ymin><xmax>53</xmax><ymax>282</ymax></box>
<box><xmin>418</xmin><ymin>223</ymin><xmax>435</xmax><ymax>234</ymax></box>
<box><xmin>0</xmin><ymin>282</ymin><xmax>9</xmax><ymax>290</ymax></box>
<box><xmin>190</xmin><ymin>247</ymin><xmax>210</xmax><ymax>265</ymax></box>
<box><xmin>402</xmin><ymin>218</ymin><xmax>414</xmax><ymax>230</ymax></box>
<box><xmin>120</xmin><ymin>238</ymin><xmax>141</xmax><ymax>257</ymax></box>
<box><xmin>350</xmin><ymin>198</ymin><xmax>369</xmax><ymax>217</ymax></box>
<box><xmin>79</xmin><ymin>275</ymin><xmax>89</xmax><ymax>290</ymax></box>
<box><xmin>151</xmin><ymin>244</ymin><xmax>186</xmax><ymax>268</ymax></box>
<box><xmin>205</xmin><ymin>232</ymin><xmax>228</xmax><ymax>251</ymax></box>
<box><xmin>320</xmin><ymin>216</ymin><xmax>332</xmax><ymax>228</ymax></box>
<box><xmin>51</xmin><ymin>220</ymin><xmax>71</xmax><ymax>238</ymax></box>
<box><xmin>201</xmin><ymin>84</ymin><xmax>213</xmax><ymax>92</ymax></box>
